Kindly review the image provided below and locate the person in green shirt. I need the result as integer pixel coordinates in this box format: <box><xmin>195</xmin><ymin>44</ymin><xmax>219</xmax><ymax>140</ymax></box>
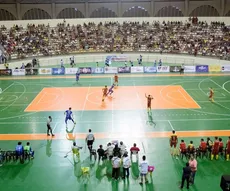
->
<box><xmin>24</xmin><ymin>142</ymin><xmax>34</xmax><ymax>159</ymax></box>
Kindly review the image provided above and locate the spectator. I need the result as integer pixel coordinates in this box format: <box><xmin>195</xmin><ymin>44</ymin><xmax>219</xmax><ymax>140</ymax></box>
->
<box><xmin>189</xmin><ymin>155</ymin><xmax>197</xmax><ymax>184</ymax></box>
<box><xmin>139</xmin><ymin>155</ymin><xmax>148</xmax><ymax>185</ymax></box>
<box><xmin>112</xmin><ymin>153</ymin><xmax>121</xmax><ymax>180</ymax></box>
<box><xmin>122</xmin><ymin>152</ymin><xmax>131</xmax><ymax>179</ymax></box>
<box><xmin>24</xmin><ymin>142</ymin><xmax>34</xmax><ymax>159</ymax></box>
<box><xmin>97</xmin><ymin>145</ymin><xmax>106</xmax><ymax>162</ymax></box>
<box><xmin>180</xmin><ymin>162</ymin><xmax>192</xmax><ymax>189</ymax></box>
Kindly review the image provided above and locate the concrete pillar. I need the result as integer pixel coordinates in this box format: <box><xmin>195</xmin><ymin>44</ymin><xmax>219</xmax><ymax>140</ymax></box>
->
<box><xmin>85</xmin><ymin>1</ymin><xmax>89</xmax><ymax>18</ymax></box>
<box><xmin>51</xmin><ymin>3</ymin><xmax>56</xmax><ymax>19</ymax></box>
<box><xmin>16</xmin><ymin>3</ymin><xmax>21</xmax><ymax>20</ymax></box>
<box><xmin>118</xmin><ymin>0</ymin><xmax>122</xmax><ymax>17</ymax></box>
<box><xmin>185</xmin><ymin>0</ymin><xmax>189</xmax><ymax>16</ymax></box>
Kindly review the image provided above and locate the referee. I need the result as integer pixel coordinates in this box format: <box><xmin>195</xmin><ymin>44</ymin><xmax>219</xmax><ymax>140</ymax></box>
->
<box><xmin>180</xmin><ymin>64</ymin><xmax>185</xmax><ymax>75</ymax></box>
<box><xmin>85</xmin><ymin>129</ymin><xmax>95</xmax><ymax>152</ymax></box>
<box><xmin>47</xmin><ymin>116</ymin><xmax>54</xmax><ymax>136</ymax></box>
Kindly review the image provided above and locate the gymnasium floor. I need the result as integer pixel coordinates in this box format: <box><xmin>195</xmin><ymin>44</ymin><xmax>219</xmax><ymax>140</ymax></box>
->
<box><xmin>0</xmin><ymin>72</ymin><xmax>230</xmax><ymax>191</ymax></box>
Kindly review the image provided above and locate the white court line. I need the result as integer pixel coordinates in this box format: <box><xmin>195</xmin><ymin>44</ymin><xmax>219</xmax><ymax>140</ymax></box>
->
<box><xmin>52</xmin><ymin>122</ymin><xmax>58</xmax><ymax>133</ymax></box>
<box><xmin>168</xmin><ymin>120</ymin><xmax>174</xmax><ymax>130</ymax></box>
<box><xmin>80</xmin><ymin>84</ymin><xmax>91</xmax><ymax>118</ymax></box>
<box><xmin>24</xmin><ymin>88</ymin><xmax>45</xmax><ymax>111</ymax></box>
<box><xmin>2</xmin><ymin>82</ymin><xmax>14</xmax><ymax>93</ymax></box>
<box><xmin>222</xmin><ymin>80</ymin><xmax>230</xmax><ymax>94</ymax></box>
<box><xmin>1</xmin><ymin>117</ymin><xmax>230</xmax><ymax>124</ymax></box>
<box><xmin>179</xmin><ymin>86</ymin><xmax>201</xmax><ymax>108</ymax></box>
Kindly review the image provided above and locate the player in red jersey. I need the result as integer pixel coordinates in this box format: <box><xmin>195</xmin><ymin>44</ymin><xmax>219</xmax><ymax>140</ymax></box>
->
<box><xmin>199</xmin><ymin>138</ymin><xmax>207</xmax><ymax>158</ymax></box>
<box><xmin>211</xmin><ymin>137</ymin><xmax>219</xmax><ymax>160</ymax></box>
<box><xmin>114</xmin><ymin>74</ymin><xmax>118</xmax><ymax>87</ymax></box>
<box><xmin>179</xmin><ymin>140</ymin><xmax>187</xmax><ymax>159</ymax></box>
<box><xmin>102</xmin><ymin>85</ymin><xmax>108</xmax><ymax>102</ymax></box>
<box><xmin>145</xmin><ymin>94</ymin><xmax>154</xmax><ymax>112</ymax></box>
<box><xmin>170</xmin><ymin>130</ymin><xmax>178</xmax><ymax>157</ymax></box>
<box><xmin>219</xmin><ymin>138</ymin><xmax>224</xmax><ymax>156</ymax></box>
<box><xmin>209</xmin><ymin>87</ymin><xmax>214</xmax><ymax>102</ymax></box>
<box><xmin>226</xmin><ymin>137</ymin><xmax>230</xmax><ymax>161</ymax></box>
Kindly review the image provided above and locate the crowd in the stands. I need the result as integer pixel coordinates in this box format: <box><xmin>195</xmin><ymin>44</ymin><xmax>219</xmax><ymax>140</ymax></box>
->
<box><xmin>0</xmin><ymin>18</ymin><xmax>230</xmax><ymax>61</ymax></box>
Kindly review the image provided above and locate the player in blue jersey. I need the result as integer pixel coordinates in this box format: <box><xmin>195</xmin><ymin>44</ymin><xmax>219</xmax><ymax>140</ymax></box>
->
<box><xmin>107</xmin><ymin>83</ymin><xmax>115</xmax><ymax>96</ymax></box>
<box><xmin>76</xmin><ymin>72</ymin><xmax>80</xmax><ymax>82</ymax></box>
<box><xmin>64</xmin><ymin>107</ymin><xmax>76</xmax><ymax>127</ymax></box>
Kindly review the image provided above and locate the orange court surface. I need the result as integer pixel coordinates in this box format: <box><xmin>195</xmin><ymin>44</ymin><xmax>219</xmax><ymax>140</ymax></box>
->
<box><xmin>25</xmin><ymin>85</ymin><xmax>200</xmax><ymax>112</ymax></box>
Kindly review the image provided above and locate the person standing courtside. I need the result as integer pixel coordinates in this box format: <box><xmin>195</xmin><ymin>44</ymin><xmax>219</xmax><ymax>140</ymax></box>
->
<box><xmin>85</xmin><ymin>129</ymin><xmax>95</xmax><ymax>152</ymax></box>
<box><xmin>180</xmin><ymin>162</ymin><xmax>192</xmax><ymax>189</ymax></box>
<box><xmin>47</xmin><ymin>116</ymin><xmax>54</xmax><ymax>136</ymax></box>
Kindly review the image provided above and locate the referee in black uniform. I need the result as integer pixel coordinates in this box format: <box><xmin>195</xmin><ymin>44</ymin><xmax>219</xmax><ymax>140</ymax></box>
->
<box><xmin>47</xmin><ymin>116</ymin><xmax>54</xmax><ymax>136</ymax></box>
<box><xmin>85</xmin><ymin>129</ymin><xmax>95</xmax><ymax>152</ymax></box>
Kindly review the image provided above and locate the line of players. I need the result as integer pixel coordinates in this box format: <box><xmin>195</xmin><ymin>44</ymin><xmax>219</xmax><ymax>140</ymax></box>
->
<box><xmin>170</xmin><ymin>131</ymin><xmax>230</xmax><ymax>161</ymax></box>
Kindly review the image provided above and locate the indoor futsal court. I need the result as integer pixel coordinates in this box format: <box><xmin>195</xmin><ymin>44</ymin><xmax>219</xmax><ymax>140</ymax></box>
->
<box><xmin>0</xmin><ymin>73</ymin><xmax>230</xmax><ymax>191</ymax></box>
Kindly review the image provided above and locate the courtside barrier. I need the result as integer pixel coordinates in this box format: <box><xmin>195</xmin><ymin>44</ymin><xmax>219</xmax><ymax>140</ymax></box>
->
<box><xmin>118</xmin><ymin>67</ymin><xmax>131</xmax><ymax>73</ymax></box>
<box><xmin>157</xmin><ymin>66</ymin><xmax>169</xmax><ymax>73</ymax></box>
<box><xmin>170</xmin><ymin>66</ymin><xmax>181</xmax><ymax>73</ymax></box>
<box><xmin>144</xmin><ymin>66</ymin><xmax>156</xmax><ymax>73</ymax></box>
<box><xmin>25</xmin><ymin>69</ymin><xmax>38</xmax><ymax>75</ymax></box>
<box><xmin>91</xmin><ymin>67</ymin><xmax>104</xmax><ymax>74</ymax></box>
<box><xmin>104</xmin><ymin>67</ymin><xmax>117</xmax><ymax>74</ymax></box>
<box><xmin>131</xmin><ymin>66</ymin><xmax>144</xmax><ymax>73</ymax></box>
<box><xmin>65</xmin><ymin>68</ymin><xmax>79</xmax><ymax>75</ymax></box>
<box><xmin>221</xmin><ymin>65</ymin><xmax>230</xmax><ymax>72</ymax></box>
<box><xmin>196</xmin><ymin>65</ymin><xmax>209</xmax><ymax>73</ymax></box>
<box><xmin>0</xmin><ymin>69</ymin><xmax>12</xmax><ymax>76</ymax></box>
<box><xmin>79</xmin><ymin>67</ymin><xmax>92</xmax><ymax>74</ymax></box>
<box><xmin>209</xmin><ymin>65</ymin><xmax>221</xmax><ymax>72</ymax></box>
<box><xmin>52</xmin><ymin>68</ymin><xmax>65</xmax><ymax>75</ymax></box>
<box><xmin>12</xmin><ymin>69</ymin><xmax>25</xmax><ymax>76</ymax></box>
<box><xmin>39</xmin><ymin>68</ymin><xmax>52</xmax><ymax>75</ymax></box>
<box><xmin>184</xmin><ymin>66</ymin><xmax>195</xmax><ymax>73</ymax></box>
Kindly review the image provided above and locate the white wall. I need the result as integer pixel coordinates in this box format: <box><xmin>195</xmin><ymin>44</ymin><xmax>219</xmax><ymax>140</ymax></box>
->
<box><xmin>0</xmin><ymin>17</ymin><xmax>230</xmax><ymax>29</ymax></box>
<box><xmin>1</xmin><ymin>53</ymin><xmax>229</xmax><ymax>69</ymax></box>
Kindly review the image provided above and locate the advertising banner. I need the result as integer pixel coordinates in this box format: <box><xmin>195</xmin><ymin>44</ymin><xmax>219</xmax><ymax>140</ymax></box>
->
<box><xmin>52</xmin><ymin>68</ymin><xmax>65</xmax><ymax>75</ymax></box>
<box><xmin>222</xmin><ymin>65</ymin><xmax>230</xmax><ymax>72</ymax></box>
<box><xmin>25</xmin><ymin>69</ymin><xmax>38</xmax><ymax>75</ymax></box>
<box><xmin>131</xmin><ymin>66</ymin><xmax>144</xmax><ymax>73</ymax></box>
<box><xmin>78</xmin><ymin>67</ymin><xmax>92</xmax><ymax>74</ymax></box>
<box><xmin>209</xmin><ymin>65</ymin><xmax>221</xmax><ymax>72</ymax></box>
<box><xmin>65</xmin><ymin>68</ymin><xmax>79</xmax><ymax>75</ymax></box>
<box><xmin>170</xmin><ymin>66</ymin><xmax>181</xmax><ymax>72</ymax></box>
<box><xmin>195</xmin><ymin>65</ymin><xmax>209</xmax><ymax>73</ymax></box>
<box><xmin>184</xmin><ymin>66</ymin><xmax>195</xmax><ymax>73</ymax></box>
<box><xmin>91</xmin><ymin>67</ymin><xmax>104</xmax><ymax>74</ymax></box>
<box><xmin>12</xmin><ymin>69</ymin><xmax>25</xmax><ymax>76</ymax></box>
<box><xmin>104</xmin><ymin>67</ymin><xmax>118</xmax><ymax>74</ymax></box>
<box><xmin>118</xmin><ymin>67</ymin><xmax>131</xmax><ymax>73</ymax></box>
<box><xmin>157</xmin><ymin>66</ymin><xmax>169</xmax><ymax>73</ymax></box>
<box><xmin>144</xmin><ymin>66</ymin><xmax>156</xmax><ymax>73</ymax></box>
<box><xmin>0</xmin><ymin>69</ymin><xmax>12</xmax><ymax>76</ymax></box>
<box><xmin>39</xmin><ymin>68</ymin><xmax>52</xmax><ymax>75</ymax></box>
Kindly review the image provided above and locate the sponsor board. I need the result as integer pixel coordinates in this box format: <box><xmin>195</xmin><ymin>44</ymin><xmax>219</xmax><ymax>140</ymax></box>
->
<box><xmin>104</xmin><ymin>67</ymin><xmax>118</xmax><ymax>74</ymax></box>
<box><xmin>170</xmin><ymin>66</ymin><xmax>181</xmax><ymax>73</ymax></box>
<box><xmin>39</xmin><ymin>68</ymin><xmax>52</xmax><ymax>75</ymax></box>
<box><xmin>118</xmin><ymin>67</ymin><xmax>131</xmax><ymax>73</ymax></box>
<box><xmin>52</xmin><ymin>68</ymin><xmax>65</xmax><ymax>75</ymax></box>
<box><xmin>111</xmin><ymin>55</ymin><xmax>128</xmax><ymax>62</ymax></box>
<box><xmin>131</xmin><ymin>66</ymin><xmax>144</xmax><ymax>73</ymax></box>
<box><xmin>65</xmin><ymin>68</ymin><xmax>79</xmax><ymax>75</ymax></box>
<box><xmin>78</xmin><ymin>67</ymin><xmax>92</xmax><ymax>74</ymax></box>
<box><xmin>157</xmin><ymin>66</ymin><xmax>169</xmax><ymax>73</ymax></box>
<box><xmin>144</xmin><ymin>66</ymin><xmax>156</xmax><ymax>73</ymax></box>
<box><xmin>196</xmin><ymin>65</ymin><xmax>209</xmax><ymax>73</ymax></box>
<box><xmin>222</xmin><ymin>65</ymin><xmax>230</xmax><ymax>72</ymax></box>
<box><xmin>184</xmin><ymin>66</ymin><xmax>195</xmax><ymax>73</ymax></box>
<box><xmin>209</xmin><ymin>65</ymin><xmax>221</xmax><ymax>72</ymax></box>
<box><xmin>25</xmin><ymin>69</ymin><xmax>38</xmax><ymax>75</ymax></box>
<box><xmin>12</xmin><ymin>69</ymin><xmax>25</xmax><ymax>76</ymax></box>
<box><xmin>91</xmin><ymin>67</ymin><xmax>104</xmax><ymax>74</ymax></box>
<box><xmin>0</xmin><ymin>69</ymin><xmax>12</xmax><ymax>76</ymax></box>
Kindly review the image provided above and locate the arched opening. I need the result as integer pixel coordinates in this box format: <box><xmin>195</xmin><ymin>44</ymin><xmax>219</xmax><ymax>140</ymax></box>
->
<box><xmin>90</xmin><ymin>7</ymin><xmax>117</xmax><ymax>18</ymax></box>
<box><xmin>155</xmin><ymin>6</ymin><xmax>184</xmax><ymax>17</ymax></box>
<box><xmin>57</xmin><ymin>8</ymin><xmax>85</xmax><ymax>19</ymax></box>
<box><xmin>190</xmin><ymin>5</ymin><xmax>219</xmax><ymax>17</ymax></box>
<box><xmin>22</xmin><ymin>8</ymin><xmax>51</xmax><ymax>20</ymax></box>
<box><xmin>123</xmin><ymin>6</ymin><xmax>149</xmax><ymax>17</ymax></box>
<box><xmin>0</xmin><ymin>9</ymin><xmax>16</xmax><ymax>21</ymax></box>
